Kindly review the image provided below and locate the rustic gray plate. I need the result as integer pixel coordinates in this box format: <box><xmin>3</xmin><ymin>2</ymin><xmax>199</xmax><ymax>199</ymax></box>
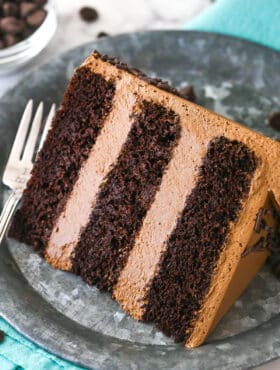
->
<box><xmin>1</xmin><ymin>31</ymin><xmax>280</xmax><ymax>370</ymax></box>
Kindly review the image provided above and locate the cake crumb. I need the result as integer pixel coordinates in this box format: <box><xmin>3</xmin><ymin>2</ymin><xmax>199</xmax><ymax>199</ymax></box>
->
<box><xmin>179</xmin><ymin>85</ymin><xmax>196</xmax><ymax>102</ymax></box>
<box><xmin>268</xmin><ymin>111</ymin><xmax>280</xmax><ymax>132</ymax></box>
<box><xmin>97</xmin><ymin>31</ymin><xmax>109</xmax><ymax>38</ymax></box>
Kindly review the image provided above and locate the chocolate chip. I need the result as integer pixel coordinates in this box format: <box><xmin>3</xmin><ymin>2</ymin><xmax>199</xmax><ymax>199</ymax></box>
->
<box><xmin>26</xmin><ymin>9</ymin><xmax>46</xmax><ymax>28</ymax></box>
<box><xmin>3</xmin><ymin>32</ymin><xmax>19</xmax><ymax>47</ymax></box>
<box><xmin>20</xmin><ymin>2</ymin><xmax>38</xmax><ymax>18</ymax></box>
<box><xmin>268</xmin><ymin>112</ymin><xmax>280</xmax><ymax>132</ymax></box>
<box><xmin>80</xmin><ymin>6</ymin><xmax>99</xmax><ymax>22</ymax></box>
<box><xmin>0</xmin><ymin>16</ymin><xmax>24</xmax><ymax>34</ymax></box>
<box><xmin>97</xmin><ymin>31</ymin><xmax>109</xmax><ymax>38</ymax></box>
<box><xmin>0</xmin><ymin>330</ymin><xmax>4</xmax><ymax>342</ymax></box>
<box><xmin>179</xmin><ymin>85</ymin><xmax>196</xmax><ymax>102</ymax></box>
<box><xmin>2</xmin><ymin>2</ymin><xmax>18</xmax><ymax>17</ymax></box>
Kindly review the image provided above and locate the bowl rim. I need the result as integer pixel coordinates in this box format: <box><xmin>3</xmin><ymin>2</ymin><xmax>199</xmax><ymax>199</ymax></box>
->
<box><xmin>0</xmin><ymin>0</ymin><xmax>56</xmax><ymax>58</ymax></box>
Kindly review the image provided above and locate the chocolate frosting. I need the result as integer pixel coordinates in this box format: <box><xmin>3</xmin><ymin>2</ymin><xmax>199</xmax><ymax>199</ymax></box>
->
<box><xmin>92</xmin><ymin>50</ymin><xmax>186</xmax><ymax>99</ymax></box>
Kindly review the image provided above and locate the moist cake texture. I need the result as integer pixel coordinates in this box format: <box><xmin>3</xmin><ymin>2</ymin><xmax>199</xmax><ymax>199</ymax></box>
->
<box><xmin>143</xmin><ymin>136</ymin><xmax>257</xmax><ymax>342</ymax></box>
<box><xmin>9</xmin><ymin>51</ymin><xmax>280</xmax><ymax>348</ymax></box>
<box><xmin>10</xmin><ymin>67</ymin><xmax>115</xmax><ymax>250</ymax></box>
<box><xmin>72</xmin><ymin>100</ymin><xmax>181</xmax><ymax>291</ymax></box>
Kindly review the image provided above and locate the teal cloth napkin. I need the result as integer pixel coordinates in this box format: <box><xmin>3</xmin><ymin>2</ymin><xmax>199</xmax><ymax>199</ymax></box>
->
<box><xmin>1</xmin><ymin>0</ymin><xmax>280</xmax><ymax>369</ymax></box>
<box><xmin>186</xmin><ymin>0</ymin><xmax>280</xmax><ymax>51</ymax></box>
<box><xmin>0</xmin><ymin>318</ymin><xmax>84</xmax><ymax>369</ymax></box>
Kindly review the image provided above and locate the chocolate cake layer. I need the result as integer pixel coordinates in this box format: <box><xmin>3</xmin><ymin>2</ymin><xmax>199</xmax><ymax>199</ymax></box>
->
<box><xmin>9</xmin><ymin>67</ymin><xmax>115</xmax><ymax>249</ymax></box>
<box><xmin>142</xmin><ymin>136</ymin><xmax>257</xmax><ymax>343</ymax></box>
<box><xmin>45</xmin><ymin>71</ymin><xmax>137</xmax><ymax>270</ymax></box>
<box><xmin>71</xmin><ymin>100</ymin><xmax>181</xmax><ymax>292</ymax></box>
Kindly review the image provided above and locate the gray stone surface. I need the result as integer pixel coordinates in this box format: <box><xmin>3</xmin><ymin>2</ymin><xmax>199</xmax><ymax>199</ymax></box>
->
<box><xmin>0</xmin><ymin>31</ymin><xmax>280</xmax><ymax>369</ymax></box>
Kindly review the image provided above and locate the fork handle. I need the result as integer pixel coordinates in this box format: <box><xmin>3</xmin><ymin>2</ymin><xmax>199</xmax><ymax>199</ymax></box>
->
<box><xmin>0</xmin><ymin>192</ymin><xmax>21</xmax><ymax>245</ymax></box>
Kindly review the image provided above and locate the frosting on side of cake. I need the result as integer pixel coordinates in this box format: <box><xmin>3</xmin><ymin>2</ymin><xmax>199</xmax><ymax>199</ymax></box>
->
<box><xmin>186</xmin><ymin>186</ymin><xmax>274</xmax><ymax>347</ymax></box>
<box><xmin>206</xmin><ymin>195</ymin><xmax>275</xmax><ymax>339</ymax></box>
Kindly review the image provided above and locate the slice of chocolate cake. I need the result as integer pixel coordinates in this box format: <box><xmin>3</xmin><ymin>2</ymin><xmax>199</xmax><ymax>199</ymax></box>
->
<box><xmin>9</xmin><ymin>51</ymin><xmax>280</xmax><ymax>348</ymax></box>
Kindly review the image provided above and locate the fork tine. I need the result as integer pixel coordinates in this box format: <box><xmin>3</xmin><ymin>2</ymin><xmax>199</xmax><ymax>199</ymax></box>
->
<box><xmin>22</xmin><ymin>102</ymin><xmax>44</xmax><ymax>163</ymax></box>
<box><xmin>38</xmin><ymin>103</ymin><xmax>56</xmax><ymax>151</ymax></box>
<box><xmin>8</xmin><ymin>99</ymin><xmax>33</xmax><ymax>163</ymax></box>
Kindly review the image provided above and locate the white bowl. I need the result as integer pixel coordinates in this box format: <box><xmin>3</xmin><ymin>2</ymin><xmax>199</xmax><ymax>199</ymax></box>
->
<box><xmin>0</xmin><ymin>0</ymin><xmax>57</xmax><ymax>73</ymax></box>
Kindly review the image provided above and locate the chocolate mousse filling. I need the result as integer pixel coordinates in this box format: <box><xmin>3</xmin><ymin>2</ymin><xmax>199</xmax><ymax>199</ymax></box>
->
<box><xmin>142</xmin><ymin>136</ymin><xmax>258</xmax><ymax>343</ymax></box>
<box><xmin>9</xmin><ymin>67</ymin><xmax>115</xmax><ymax>250</ymax></box>
<box><xmin>71</xmin><ymin>100</ymin><xmax>181</xmax><ymax>292</ymax></box>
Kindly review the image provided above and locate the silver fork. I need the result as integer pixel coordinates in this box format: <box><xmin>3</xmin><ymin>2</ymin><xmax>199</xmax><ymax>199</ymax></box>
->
<box><xmin>0</xmin><ymin>100</ymin><xmax>56</xmax><ymax>244</ymax></box>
